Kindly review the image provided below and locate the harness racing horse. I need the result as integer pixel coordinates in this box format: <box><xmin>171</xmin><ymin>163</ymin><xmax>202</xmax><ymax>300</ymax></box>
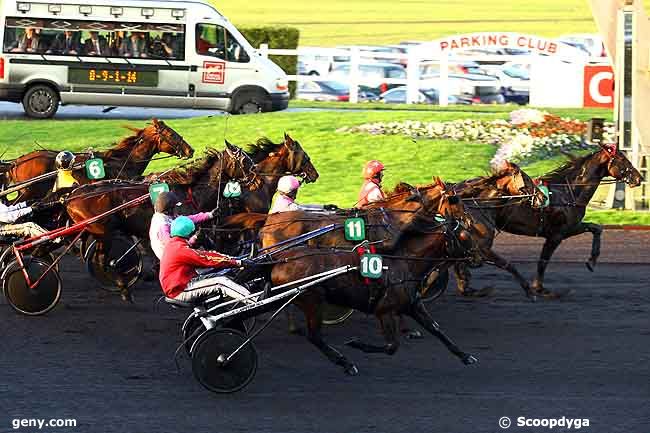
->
<box><xmin>63</xmin><ymin>135</ymin><xmax>319</xmax><ymax>301</ymax></box>
<box><xmin>494</xmin><ymin>145</ymin><xmax>643</xmax><ymax>297</ymax></box>
<box><xmin>450</xmin><ymin>161</ymin><xmax>546</xmax><ymax>298</ymax></box>
<box><xmin>265</xmin><ymin>187</ymin><xmax>479</xmax><ymax>375</ymax></box>
<box><xmin>0</xmin><ymin>119</ymin><xmax>194</xmax><ymax>202</ymax></box>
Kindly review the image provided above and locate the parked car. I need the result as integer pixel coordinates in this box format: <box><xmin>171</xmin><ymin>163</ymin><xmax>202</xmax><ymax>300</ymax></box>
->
<box><xmin>379</xmin><ymin>86</ymin><xmax>469</xmax><ymax>105</ymax></box>
<box><xmin>422</xmin><ymin>73</ymin><xmax>505</xmax><ymax>104</ymax></box>
<box><xmin>420</xmin><ymin>60</ymin><xmax>487</xmax><ymax>78</ymax></box>
<box><xmin>296</xmin><ymin>80</ymin><xmax>378</xmax><ymax>102</ymax></box>
<box><xmin>328</xmin><ymin>62</ymin><xmax>407</xmax><ymax>93</ymax></box>
<box><xmin>492</xmin><ymin>65</ymin><xmax>530</xmax><ymax>105</ymax></box>
<box><xmin>336</xmin><ymin>45</ymin><xmax>408</xmax><ymax>67</ymax></box>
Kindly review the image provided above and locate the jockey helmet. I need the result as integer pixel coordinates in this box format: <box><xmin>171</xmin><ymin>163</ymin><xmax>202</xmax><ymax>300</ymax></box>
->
<box><xmin>154</xmin><ymin>191</ymin><xmax>182</xmax><ymax>214</ymax></box>
<box><xmin>55</xmin><ymin>151</ymin><xmax>75</xmax><ymax>170</ymax></box>
<box><xmin>277</xmin><ymin>175</ymin><xmax>301</xmax><ymax>194</ymax></box>
<box><xmin>170</xmin><ymin>216</ymin><xmax>195</xmax><ymax>238</ymax></box>
<box><xmin>363</xmin><ymin>160</ymin><xmax>385</xmax><ymax>179</ymax></box>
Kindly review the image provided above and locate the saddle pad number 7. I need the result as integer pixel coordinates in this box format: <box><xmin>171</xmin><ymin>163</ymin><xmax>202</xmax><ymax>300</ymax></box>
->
<box><xmin>360</xmin><ymin>254</ymin><xmax>383</xmax><ymax>279</ymax></box>
<box><xmin>149</xmin><ymin>182</ymin><xmax>170</xmax><ymax>204</ymax></box>
<box><xmin>85</xmin><ymin>158</ymin><xmax>105</xmax><ymax>180</ymax></box>
<box><xmin>344</xmin><ymin>217</ymin><xmax>365</xmax><ymax>241</ymax></box>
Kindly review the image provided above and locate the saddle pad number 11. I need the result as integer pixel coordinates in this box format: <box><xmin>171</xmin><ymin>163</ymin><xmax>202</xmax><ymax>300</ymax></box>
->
<box><xmin>344</xmin><ymin>217</ymin><xmax>365</xmax><ymax>241</ymax></box>
<box><xmin>85</xmin><ymin>158</ymin><xmax>105</xmax><ymax>180</ymax></box>
<box><xmin>360</xmin><ymin>254</ymin><xmax>383</xmax><ymax>279</ymax></box>
<box><xmin>149</xmin><ymin>182</ymin><xmax>170</xmax><ymax>204</ymax></box>
<box><xmin>223</xmin><ymin>180</ymin><xmax>242</xmax><ymax>198</ymax></box>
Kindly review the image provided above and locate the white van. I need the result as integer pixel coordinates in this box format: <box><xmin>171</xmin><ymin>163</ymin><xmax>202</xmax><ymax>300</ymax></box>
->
<box><xmin>0</xmin><ymin>0</ymin><xmax>289</xmax><ymax>117</ymax></box>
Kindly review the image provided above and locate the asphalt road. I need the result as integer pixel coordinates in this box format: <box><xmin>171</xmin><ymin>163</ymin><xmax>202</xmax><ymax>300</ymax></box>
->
<box><xmin>1</xmin><ymin>230</ymin><xmax>648</xmax><ymax>433</ymax></box>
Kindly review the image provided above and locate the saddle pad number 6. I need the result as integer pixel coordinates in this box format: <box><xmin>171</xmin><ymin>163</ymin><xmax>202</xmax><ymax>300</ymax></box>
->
<box><xmin>149</xmin><ymin>182</ymin><xmax>170</xmax><ymax>204</ymax></box>
<box><xmin>85</xmin><ymin>158</ymin><xmax>105</xmax><ymax>180</ymax></box>
<box><xmin>360</xmin><ymin>254</ymin><xmax>383</xmax><ymax>279</ymax></box>
<box><xmin>344</xmin><ymin>217</ymin><xmax>365</xmax><ymax>241</ymax></box>
<box><xmin>223</xmin><ymin>180</ymin><xmax>242</xmax><ymax>198</ymax></box>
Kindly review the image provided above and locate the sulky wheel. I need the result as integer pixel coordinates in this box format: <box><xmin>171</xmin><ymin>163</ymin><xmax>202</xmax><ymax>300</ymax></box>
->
<box><xmin>182</xmin><ymin>314</ymin><xmax>252</xmax><ymax>356</ymax></box>
<box><xmin>421</xmin><ymin>268</ymin><xmax>449</xmax><ymax>303</ymax></box>
<box><xmin>322</xmin><ymin>303</ymin><xmax>354</xmax><ymax>326</ymax></box>
<box><xmin>0</xmin><ymin>247</ymin><xmax>57</xmax><ymax>272</ymax></box>
<box><xmin>85</xmin><ymin>236</ymin><xmax>143</xmax><ymax>292</ymax></box>
<box><xmin>191</xmin><ymin>328</ymin><xmax>258</xmax><ymax>393</ymax></box>
<box><xmin>2</xmin><ymin>258</ymin><xmax>62</xmax><ymax>316</ymax></box>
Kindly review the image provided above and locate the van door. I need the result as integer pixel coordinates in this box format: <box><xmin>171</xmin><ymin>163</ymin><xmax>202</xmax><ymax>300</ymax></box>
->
<box><xmin>190</xmin><ymin>23</ymin><xmax>255</xmax><ymax>110</ymax></box>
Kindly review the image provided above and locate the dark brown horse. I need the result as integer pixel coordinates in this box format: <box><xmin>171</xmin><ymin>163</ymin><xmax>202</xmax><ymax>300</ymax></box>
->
<box><xmin>1</xmin><ymin>119</ymin><xmax>194</xmax><ymax>202</ymax></box>
<box><xmin>450</xmin><ymin>161</ymin><xmax>546</xmax><ymax>298</ymax></box>
<box><xmin>493</xmin><ymin>145</ymin><xmax>643</xmax><ymax>296</ymax></box>
<box><xmin>265</xmin><ymin>186</ymin><xmax>478</xmax><ymax>375</ymax></box>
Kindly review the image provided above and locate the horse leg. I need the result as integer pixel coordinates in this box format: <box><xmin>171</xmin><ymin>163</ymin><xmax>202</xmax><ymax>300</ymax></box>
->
<box><xmin>408</xmin><ymin>300</ymin><xmax>477</xmax><ymax>365</ymax></box>
<box><xmin>480</xmin><ymin>247</ymin><xmax>535</xmax><ymax>299</ymax></box>
<box><xmin>346</xmin><ymin>312</ymin><xmax>400</xmax><ymax>354</ymax></box>
<box><xmin>286</xmin><ymin>306</ymin><xmax>304</xmax><ymax>335</ymax></box>
<box><xmin>530</xmin><ymin>235</ymin><xmax>564</xmax><ymax>298</ymax></box>
<box><xmin>453</xmin><ymin>262</ymin><xmax>494</xmax><ymax>298</ymax></box>
<box><xmin>563</xmin><ymin>222</ymin><xmax>602</xmax><ymax>272</ymax></box>
<box><xmin>296</xmin><ymin>298</ymin><xmax>359</xmax><ymax>375</ymax></box>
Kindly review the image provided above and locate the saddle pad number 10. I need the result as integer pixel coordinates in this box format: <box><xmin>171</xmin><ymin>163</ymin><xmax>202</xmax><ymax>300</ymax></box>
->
<box><xmin>344</xmin><ymin>217</ymin><xmax>365</xmax><ymax>241</ymax></box>
<box><xmin>85</xmin><ymin>158</ymin><xmax>105</xmax><ymax>180</ymax></box>
<box><xmin>360</xmin><ymin>254</ymin><xmax>383</xmax><ymax>279</ymax></box>
<box><xmin>149</xmin><ymin>182</ymin><xmax>170</xmax><ymax>204</ymax></box>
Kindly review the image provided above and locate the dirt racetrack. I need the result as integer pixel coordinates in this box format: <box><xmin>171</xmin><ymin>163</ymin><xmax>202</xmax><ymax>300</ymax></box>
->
<box><xmin>1</xmin><ymin>230</ymin><xmax>648</xmax><ymax>433</ymax></box>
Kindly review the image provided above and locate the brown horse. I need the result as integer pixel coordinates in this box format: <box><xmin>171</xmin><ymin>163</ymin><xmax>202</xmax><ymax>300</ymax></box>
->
<box><xmin>493</xmin><ymin>145</ymin><xmax>643</xmax><ymax>296</ymax></box>
<box><xmin>265</xmin><ymin>186</ymin><xmax>478</xmax><ymax>375</ymax></box>
<box><xmin>450</xmin><ymin>161</ymin><xmax>546</xmax><ymax>298</ymax></box>
<box><xmin>1</xmin><ymin>119</ymin><xmax>194</xmax><ymax>202</ymax></box>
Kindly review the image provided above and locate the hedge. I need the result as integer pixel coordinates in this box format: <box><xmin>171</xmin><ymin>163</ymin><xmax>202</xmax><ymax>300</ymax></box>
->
<box><xmin>240</xmin><ymin>26</ymin><xmax>300</xmax><ymax>97</ymax></box>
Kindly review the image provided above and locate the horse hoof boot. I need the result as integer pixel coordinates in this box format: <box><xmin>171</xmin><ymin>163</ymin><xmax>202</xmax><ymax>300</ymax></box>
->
<box><xmin>402</xmin><ymin>329</ymin><xmax>423</xmax><ymax>340</ymax></box>
<box><xmin>345</xmin><ymin>364</ymin><xmax>359</xmax><ymax>376</ymax></box>
<box><xmin>462</xmin><ymin>354</ymin><xmax>478</xmax><ymax>365</ymax></box>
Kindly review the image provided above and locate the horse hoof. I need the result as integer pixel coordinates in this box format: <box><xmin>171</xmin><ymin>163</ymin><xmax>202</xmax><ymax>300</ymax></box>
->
<box><xmin>288</xmin><ymin>326</ymin><xmax>305</xmax><ymax>336</ymax></box>
<box><xmin>460</xmin><ymin>287</ymin><xmax>494</xmax><ymax>298</ymax></box>
<box><xmin>462</xmin><ymin>354</ymin><xmax>478</xmax><ymax>365</ymax></box>
<box><xmin>120</xmin><ymin>292</ymin><xmax>134</xmax><ymax>303</ymax></box>
<box><xmin>585</xmin><ymin>262</ymin><xmax>595</xmax><ymax>272</ymax></box>
<box><xmin>345</xmin><ymin>365</ymin><xmax>359</xmax><ymax>376</ymax></box>
<box><xmin>141</xmin><ymin>270</ymin><xmax>156</xmax><ymax>282</ymax></box>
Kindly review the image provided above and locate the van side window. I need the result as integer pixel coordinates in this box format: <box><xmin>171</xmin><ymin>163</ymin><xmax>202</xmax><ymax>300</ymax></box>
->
<box><xmin>196</xmin><ymin>23</ymin><xmax>249</xmax><ymax>63</ymax></box>
<box><xmin>2</xmin><ymin>17</ymin><xmax>185</xmax><ymax>60</ymax></box>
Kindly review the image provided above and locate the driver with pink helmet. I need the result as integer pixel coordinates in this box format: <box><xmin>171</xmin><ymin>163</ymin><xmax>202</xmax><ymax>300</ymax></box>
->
<box><xmin>269</xmin><ymin>175</ymin><xmax>336</xmax><ymax>214</ymax></box>
<box><xmin>357</xmin><ymin>160</ymin><xmax>385</xmax><ymax>208</ymax></box>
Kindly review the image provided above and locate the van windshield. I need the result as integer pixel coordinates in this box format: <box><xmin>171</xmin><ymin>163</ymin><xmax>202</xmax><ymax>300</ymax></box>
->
<box><xmin>196</xmin><ymin>23</ymin><xmax>249</xmax><ymax>63</ymax></box>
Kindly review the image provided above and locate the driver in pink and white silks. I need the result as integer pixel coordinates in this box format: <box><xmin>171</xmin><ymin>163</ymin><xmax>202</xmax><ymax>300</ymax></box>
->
<box><xmin>357</xmin><ymin>160</ymin><xmax>385</xmax><ymax>208</ymax></box>
<box><xmin>149</xmin><ymin>191</ymin><xmax>217</xmax><ymax>260</ymax></box>
<box><xmin>269</xmin><ymin>175</ymin><xmax>336</xmax><ymax>214</ymax></box>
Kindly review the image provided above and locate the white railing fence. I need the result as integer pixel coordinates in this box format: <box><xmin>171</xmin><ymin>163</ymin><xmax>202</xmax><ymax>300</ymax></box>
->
<box><xmin>258</xmin><ymin>43</ymin><xmax>610</xmax><ymax>107</ymax></box>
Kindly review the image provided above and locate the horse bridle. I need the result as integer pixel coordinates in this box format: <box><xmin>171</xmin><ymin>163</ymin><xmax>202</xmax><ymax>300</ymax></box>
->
<box><xmin>607</xmin><ymin>153</ymin><xmax>636</xmax><ymax>184</ymax></box>
<box><xmin>224</xmin><ymin>144</ymin><xmax>260</xmax><ymax>188</ymax></box>
<box><xmin>156</xmin><ymin>124</ymin><xmax>191</xmax><ymax>159</ymax></box>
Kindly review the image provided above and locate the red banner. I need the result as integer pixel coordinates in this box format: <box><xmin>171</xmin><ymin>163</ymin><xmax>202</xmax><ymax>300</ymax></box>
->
<box><xmin>583</xmin><ymin>65</ymin><xmax>614</xmax><ymax>108</ymax></box>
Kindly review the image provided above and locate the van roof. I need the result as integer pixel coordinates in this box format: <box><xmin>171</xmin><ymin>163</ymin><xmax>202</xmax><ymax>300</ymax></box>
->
<box><xmin>4</xmin><ymin>0</ymin><xmax>221</xmax><ymax>15</ymax></box>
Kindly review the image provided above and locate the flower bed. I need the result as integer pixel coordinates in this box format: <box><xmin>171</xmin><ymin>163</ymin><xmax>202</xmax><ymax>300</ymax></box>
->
<box><xmin>338</xmin><ymin>109</ymin><xmax>614</xmax><ymax>168</ymax></box>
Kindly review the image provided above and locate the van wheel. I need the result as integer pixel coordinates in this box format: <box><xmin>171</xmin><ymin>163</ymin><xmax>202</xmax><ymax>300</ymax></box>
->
<box><xmin>232</xmin><ymin>90</ymin><xmax>270</xmax><ymax>115</ymax></box>
<box><xmin>22</xmin><ymin>85</ymin><xmax>59</xmax><ymax>119</ymax></box>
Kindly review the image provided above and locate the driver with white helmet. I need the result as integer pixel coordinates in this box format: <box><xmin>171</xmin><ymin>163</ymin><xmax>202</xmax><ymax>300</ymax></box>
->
<box><xmin>52</xmin><ymin>151</ymin><xmax>79</xmax><ymax>193</ymax></box>
<box><xmin>269</xmin><ymin>175</ymin><xmax>337</xmax><ymax>214</ymax></box>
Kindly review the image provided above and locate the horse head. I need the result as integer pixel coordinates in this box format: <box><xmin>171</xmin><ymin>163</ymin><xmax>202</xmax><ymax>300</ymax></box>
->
<box><xmin>147</xmin><ymin>118</ymin><xmax>194</xmax><ymax>159</ymax></box>
<box><xmin>494</xmin><ymin>160</ymin><xmax>546</xmax><ymax>208</ymax></box>
<box><xmin>282</xmin><ymin>133</ymin><xmax>319</xmax><ymax>183</ymax></box>
<box><xmin>222</xmin><ymin>140</ymin><xmax>262</xmax><ymax>189</ymax></box>
<box><xmin>601</xmin><ymin>143</ymin><xmax>643</xmax><ymax>187</ymax></box>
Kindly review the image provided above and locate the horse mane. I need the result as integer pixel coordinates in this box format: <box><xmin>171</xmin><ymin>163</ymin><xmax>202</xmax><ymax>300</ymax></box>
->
<box><xmin>453</xmin><ymin>165</ymin><xmax>519</xmax><ymax>196</ymax></box>
<box><xmin>68</xmin><ymin>179</ymin><xmax>146</xmax><ymax>199</ymax></box>
<box><xmin>385</xmin><ymin>181</ymin><xmax>415</xmax><ymax>197</ymax></box>
<box><xmin>246</xmin><ymin>137</ymin><xmax>283</xmax><ymax>163</ymax></box>
<box><xmin>100</xmin><ymin>125</ymin><xmax>151</xmax><ymax>160</ymax></box>
<box><xmin>155</xmin><ymin>148</ymin><xmax>222</xmax><ymax>185</ymax></box>
<box><xmin>538</xmin><ymin>151</ymin><xmax>598</xmax><ymax>183</ymax></box>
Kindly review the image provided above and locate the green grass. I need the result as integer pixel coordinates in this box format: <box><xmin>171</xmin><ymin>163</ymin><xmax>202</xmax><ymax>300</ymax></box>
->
<box><xmin>1</xmin><ymin>107</ymin><xmax>646</xmax><ymax>224</ymax></box>
<box><xmin>212</xmin><ymin>0</ymin><xmax>650</xmax><ymax>46</ymax></box>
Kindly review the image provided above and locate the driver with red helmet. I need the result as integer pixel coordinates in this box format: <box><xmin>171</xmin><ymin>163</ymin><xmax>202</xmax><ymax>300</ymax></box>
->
<box><xmin>357</xmin><ymin>160</ymin><xmax>385</xmax><ymax>207</ymax></box>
